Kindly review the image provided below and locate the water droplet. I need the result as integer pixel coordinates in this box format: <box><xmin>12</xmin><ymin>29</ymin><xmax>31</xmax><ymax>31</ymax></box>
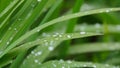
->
<box><xmin>7</xmin><ymin>41</ymin><xmax>10</xmax><ymax>45</ymax></box>
<box><xmin>48</xmin><ymin>46</ymin><xmax>54</xmax><ymax>51</ymax></box>
<box><xmin>95</xmin><ymin>23</ymin><xmax>101</xmax><ymax>28</ymax></box>
<box><xmin>116</xmin><ymin>25</ymin><xmax>120</xmax><ymax>30</ymax></box>
<box><xmin>80</xmin><ymin>32</ymin><xmax>86</xmax><ymax>34</ymax></box>
<box><xmin>14</xmin><ymin>28</ymin><xmax>17</xmax><ymax>31</ymax></box>
<box><xmin>37</xmin><ymin>29</ymin><xmax>40</xmax><ymax>32</ymax></box>
<box><xmin>67</xmin><ymin>35</ymin><xmax>71</xmax><ymax>38</ymax></box>
<box><xmin>59</xmin><ymin>59</ymin><xmax>64</xmax><ymax>63</ymax></box>
<box><xmin>67</xmin><ymin>60</ymin><xmax>72</xmax><ymax>64</ymax></box>
<box><xmin>35</xmin><ymin>51</ymin><xmax>42</xmax><ymax>56</ymax></box>
<box><xmin>34</xmin><ymin>59</ymin><xmax>38</xmax><ymax>63</ymax></box>
<box><xmin>10</xmin><ymin>37</ymin><xmax>13</xmax><ymax>41</ymax></box>
<box><xmin>59</xmin><ymin>35</ymin><xmax>62</xmax><ymax>37</ymax></box>
<box><xmin>106</xmin><ymin>10</ymin><xmax>110</xmax><ymax>13</ymax></box>
<box><xmin>52</xmin><ymin>63</ymin><xmax>56</xmax><ymax>67</ymax></box>
<box><xmin>31</xmin><ymin>51</ymin><xmax>35</xmax><ymax>54</ymax></box>
<box><xmin>83</xmin><ymin>64</ymin><xmax>87</xmax><ymax>67</ymax></box>
<box><xmin>37</xmin><ymin>0</ymin><xmax>41</xmax><ymax>2</ymax></box>
<box><xmin>93</xmin><ymin>65</ymin><xmax>96</xmax><ymax>68</ymax></box>
<box><xmin>105</xmin><ymin>64</ymin><xmax>109</xmax><ymax>67</ymax></box>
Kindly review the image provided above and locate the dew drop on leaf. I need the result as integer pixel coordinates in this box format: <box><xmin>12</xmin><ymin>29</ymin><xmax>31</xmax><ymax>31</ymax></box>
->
<box><xmin>80</xmin><ymin>31</ymin><xmax>86</xmax><ymax>34</ymax></box>
<box><xmin>48</xmin><ymin>46</ymin><xmax>54</xmax><ymax>51</ymax></box>
<box><xmin>34</xmin><ymin>59</ymin><xmax>39</xmax><ymax>63</ymax></box>
<box><xmin>67</xmin><ymin>35</ymin><xmax>71</xmax><ymax>38</ymax></box>
<box><xmin>37</xmin><ymin>0</ymin><xmax>41</xmax><ymax>2</ymax></box>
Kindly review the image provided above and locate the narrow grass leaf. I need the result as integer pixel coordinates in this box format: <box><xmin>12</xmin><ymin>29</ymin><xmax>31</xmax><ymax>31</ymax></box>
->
<box><xmin>40</xmin><ymin>60</ymin><xmax>118</xmax><ymax>68</ymax></box>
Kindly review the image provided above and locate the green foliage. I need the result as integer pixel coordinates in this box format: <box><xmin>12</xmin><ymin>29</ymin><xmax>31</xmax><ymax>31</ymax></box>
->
<box><xmin>0</xmin><ymin>0</ymin><xmax>120</xmax><ymax>68</ymax></box>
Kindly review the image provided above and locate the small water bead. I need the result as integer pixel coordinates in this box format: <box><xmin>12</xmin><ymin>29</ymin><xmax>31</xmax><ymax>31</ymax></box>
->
<box><xmin>34</xmin><ymin>59</ymin><xmax>39</xmax><ymax>63</ymax></box>
<box><xmin>9</xmin><ymin>37</ymin><xmax>13</xmax><ymax>41</ymax></box>
<box><xmin>93</xmin><ymin>65</ymin><xmax>96</xmax><ymax>68</ymax></box>
<box><xmin>31</xmin><ymin>51</ymin><xmax>35</xmax><ymax>54</ymax></box>
<box><xmin>67</xmin><ymin>35</ymin><xmax>71</xmax><ymax>38</ymax></box>
<box><xmin>37</xmin><ymin>29</ymin><xmax>40</xmax><ymax>32</ymax></box>
<box><xmin>59</xmin><ymin>34</ymin><xmax>62</xmax><ymax>37</ymax></box>
<box><xmin>106</xmin><ymin>9</ymin><xmax>110</xmax><ymax>13</ymax></box>
<box><xmin>67</xmin><ymin>60</ymin><xmax>72</xmax><ymax>64</ymax></box>
<box><xmin>116</xmin><ymin>25</ymin><xmax>120</xmax><ymax>30</ymax></box>
<box><xmin>105</xmin><ymin>64</ymin><xmax>109</xmax><ymax>67</ymax></box>
<box><xmin>37</xmin><ymin>0</ymin><xmax>41</xmax><ymax>2</ymax></box>
<box><xmin>95</xmin><ymin>23</ymin><xmax>101</xmax><ymax>28</ymax></box>
<box><xmin>7</xmin><ymin>41</ymin><xmax>10</xmax><ymax>45</ymax></box>
<box><xmin>48</xmin><ymin>46</ymin><xmax>54</xmax><ymax>51</ymax></box>
<box><xmin>59</xmin><ymin>59</ymin><xmax>64</xmax><ymax>63</ymax></box>
<box><xmin>80</xmin><ymin>31</ymin><xmax>86</xmax><ymax>34</ymax></box>
<box><xmin>52</xmin><ymin>63</ymin><xmax>57</xmax><ymax>67</ymax></box>
<box><xmin>83</xmin><ymin>64</ymin><xmax>87</xmax><ymax>67</ymax></box>
<box><xmin>35</xmin><ymin>51</ymin><xmax>42</xmax><ymax>56</ymax></box>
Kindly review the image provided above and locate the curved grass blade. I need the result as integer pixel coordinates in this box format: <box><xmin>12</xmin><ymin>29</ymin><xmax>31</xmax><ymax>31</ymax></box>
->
<box><xmin>0</xmin><ymin>8</ymin><xmax>120</xmax><ymax>58</ymax></box>
<box><xmin>0</xmin><ymin>32</ymin><xmax>101</xmax><ymax>67</ymax></box>
<box><xmin>40</xmin><ymin>60</ymin><xmax>119</xmax><ymax>68</ymax></box>
<box><xmin>18</xmin><ymin>32</ymin><xmax>101</xmax><ymax>68</ymax></box>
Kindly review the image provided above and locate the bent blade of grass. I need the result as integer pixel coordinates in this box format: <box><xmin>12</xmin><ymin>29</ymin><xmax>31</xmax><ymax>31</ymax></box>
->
<box><xmin>0</xmin><ymin>32</ymin><xmax>101</xmax><ymax>67</ymax></box>
<box><xmin>49</xmin><ymin>42</ymin><xmax>120</xmax><ymax>58</ymax></box>
<box><xmin>40</xmin><ymin>60</ymin><xmax>118</xmax><ymax>68</ymax></box>
<box><xmin>0</xmin><ymin>8</ymin><xmax>120</xmax><ymax>58</ymax></box>
<box><xmin>18</xmin><ymin>32</ymin><xmax>101</xmax><ymax>68</ymax></box>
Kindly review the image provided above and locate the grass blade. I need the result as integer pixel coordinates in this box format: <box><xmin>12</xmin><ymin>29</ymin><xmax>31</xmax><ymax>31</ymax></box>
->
<box><xmin>40</xmin><ymin>60</ymin><xmax>118</xmax><ymax>68</ymax></box>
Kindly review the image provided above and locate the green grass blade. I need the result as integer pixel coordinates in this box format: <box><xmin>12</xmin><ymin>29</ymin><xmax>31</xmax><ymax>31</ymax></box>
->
<box><xmin>40</xmin><ymin>0</ymin><xmax>63</xmax><ymax>25</ymax></box>
<box><xmin>9</xmin><ymin>50</ymin><xmax>27</xmax><ymax>68</ymax></box>
<box><xmin>18</xmin><ymin>32</ymin><xmax>101</xmax><ymax>68</ymax></box>
<box><xmin>0</xmin><ymin>0</ymin><xmax>24</xmax><ymax>29</ymax></box>
<box><xmin>68</xmin><ymin>43</ymin><xmax>120</xmax><ymax>55</ymax></box>
<box><xmin>0</xmin><ymin>0</ymin><xmax>48</xmax><ymax>54</ymax></box>
<box><xmin>0</xmin><ymin>8</ymin><xmax>120</xmax><ymax>58</ymax></box>
<box><xmin>61</xmin><ymin>0</ymin><xmax>83</xmax><ymax>58</ymax></box>
<box><xmin>75</xmin><ymin>24</ymin><xmax>120</xmax><ymax>33</ymax></box>
<box><xmin>40</xmin><ymin>60</ymin><xmax>118</xmax><ymax>68</ymax></box>
<box><xmin>0</xmin><ymin>0</ymin><xmax>19</xmax><ymax>18</ymax></box>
